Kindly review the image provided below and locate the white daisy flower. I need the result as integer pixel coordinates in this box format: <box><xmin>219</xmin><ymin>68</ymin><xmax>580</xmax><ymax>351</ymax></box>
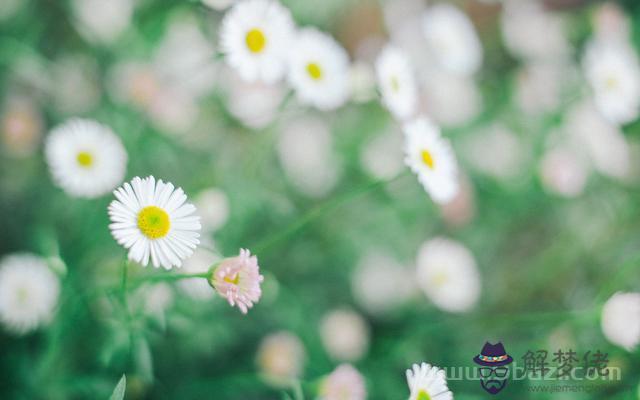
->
<box><xmin>422</xmin><ymin>3</ymin><xmax>482</xmax><ymax>76</ymax></box>
<box><xmin>288</xmin><ymin>28</ymin><xmax>350</xmax><ymax>110</ymax></box>
<box><xmin>45</xmin><ymin>118</ymin><xmax>127</xmax><ymax>198</ymax></box>
<box><xmin>277</xmin><ymin>116</ymin><xmax>341</xmax><ymax>197</ymax></box>
<box><xmin>376</xmin><ymin>45</ymin><xmax>418</xmax><ymax>120</ymax></box>
<box><xmin>257</xmin><ymin>331</ymin><xmax>306</xmax><ymax>387</ymax></box>
<box><xmin>319</xmin><ymin>364</ymin><xmax>367</xmax><ymax>400</ymax></box>
<box><xmin>72</xmin><ymin>0</ymin><xmax>133</xmax><ymax>44</ymax></box>
<box><xmin>219</xmin><ymin>0</ymin><xmax>294</xmax><ymax>83</ymax></box>
<box><xmin>0</xmin><ymin>253</ymin><xmax>61</xmax><ymax>335</ymax></box>
<box><xmin>601</xmin><ymin>292</ymin><xmax>640</xmax><ymax>351</ymax></box>
<box><xmin>422</xmin><ymin>70</ymin><xmax>482</xmax><ymax>128</ymax></box>
<box><xmin>583</xmin><ymin>39</ymin><xmax>640</xmax><ymax>125</ymax></box>
<box><xmin>403</xmin><ymin>117</ymin><xmax>459</xmax><ymax>204</ymax></box>
<box><xmin>416</xmin><ymin>237</ymin><xmax>481</xmax><ymax>313</ymax></box>
<box><xmin>351</xmin><ymin>251</ymin><xmax>414</xmax><ymax>316</ymax></box>
<box><xmin>108</xmin><ymin>176</ymin><xmax>201</xmax><ymax>270</ymax></box>
<box><xmin>564</xmin><ymin>100</ymin><xmax>631</xmax><ymax>181</ymax></box>
<box><xmin>320</xmin><ymin>309</ymin><xmax>370</xmax><ymax>362</ymax></box>
<box><xmin>501</xmin><ymin>1</ymin><xmax>570</xmax><ymax>63</ymax></box>
<box><xmin>406</xmin><ymin>362</ymin><xmax>453</xmax><ymax>400</ymax></box>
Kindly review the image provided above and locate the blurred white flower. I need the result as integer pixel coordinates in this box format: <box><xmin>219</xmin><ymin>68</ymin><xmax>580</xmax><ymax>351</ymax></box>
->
<box><xmin>539</xmin><ymin>145</ymin><xmax>589</xmax><ymax>198</ymax></box>
<box><xmin>565</xmin><ymin>100</ymin><xmax>631</xmax><ymax>181</ymax></box>
<box><xmin>72</xmin><ymin>0</ymin><xmax>133</xmax><ymax>44</ymax></box>
<box><xmin>223</xmin><ymin>67</ymin><xmax>286</xmax><ymax>129</ymax></box>
<box><xmin>360</xmin><ymin>128</ymin><xmax>405</xmax><ymax>180</ymax></box>
<box><xmin>501</xmin><ymin>1</ymin><xmax>570</xmax><ymax>62</ymax></box>
<box><xmin>154</xmin><ymin>17</ymin><xmax>218</xmax><ymax>99</ymax></box>
<box><xmin>257</xmin><ymin>331</ymin><xmax>306</xmax><ymax>386</ymax></box>
<box><xmin>349</xmin><ymin>61</ymin><xmax>377</xmax><ymax>103</ymax></box>
<box><xmin>138</xmin><ymin>283</ymin><xmax>174</xmax><ymax>316</ymax></box>
<box><xmin>288</xmin><ymin>28</ymin><xmax>350</xmax><ymax>110</ymax></box>
<box><xmin>45</xmin><ymin>118</ymin><xmax>127</xmax><ymax>198</ymax></box>
<box><xmin>592</xmin><ymin>3</ymin><xmax>630</xmax><ymax>43</ymax></box>
<box><xmin>108</xmin><ymin>176</ymin><xmax>201</xmax><ymax>269</ymax></box>
<box><xmin>403</xmin><ymin>117</ymin><xmax>459</xmax><ymax>204</ymax></box>
<box><xmin>147</xmin><ymin>87</ymin><xmax>199</xmax><ymax>135</ymax></box>
<box><xmin>320</xmin><ymin>309</ymin><xmax>370</xmax><ymax>362</ymax></box>
<box><xmin>351</xmin><ymin>251</ymin><xmax>413</xmax><ymax>316</ymax></box>
<box><xmin>422</xmin><ymin>70</ymin><xmax>482</xmax><ymax>128</ymax></box>
<box><xmin>0</xmin><ymin>0</ymin><xmax>23</xmax><ymax>20</ymax></box>
<box><xmin>406</xmin><ymin>362</ymin><xmax>453</xmax><ymax>400</ymax></box>
<box><xmin>583</xmin><ymin>40</ymin><xmax>640</xmax><ymax>126</ymax></box>
<box><xmin>277</xmin><ymin>116</ymin><xmax>340</xmax><ymax>197</ymax></box>
<box><xmin>462</xmin><ymin>124</ymin><xmax>527</xmax><ymax>182</ymax></box>
<box><xmin>0</xmin><ymin>253</ymin><xmax>60</xmax><ymax>335</ymax></box>
<box><xmin>108</xmin><ymin>61</ymin><xmax>160</xmax><ymax>110</ymax></box>
<box><xmin>416</xmin><ymin>237</ymin><xmax>480</xmax><ymax>313</ymax></box>
<box><xmin>202</xmin><ymin>0</ymin><xmax>236</xmax><ymax>11</ymax></box>
<box><xmin>194</xmin><ymin>188</ymin><xmax>230</xmax><ymax>233</ymax></box>
<box><xmin>1</xmin><ymin>95</ymin><xmax>42</xmax><ymax>157</ymax></box>
<box><xmin>318</xmin><ymin>364</ymin><xmax>367</xmax><ymax>400</ymax></box>
<box><xmin>601</xmin><ymin>292</ymin><xmax>640</xmax><ymax>350</ymax></box>
<box><xmin>515</xmin><ymin>62</ymin><xmax>572</xmax><ymax>116</ymax></box>
<box><xmin>178</xmin><ymin>247</ymin><xmax>218</xmax><ymax>300</ymax></box>
<box><xmin>439</xmin><ymin>173</ymin><xmax>475</xmax><ymax>228</ymax></box>
<box><xmin>220</xmin><ymin>0</ymin><xmax>294</xmax><ymax>83</ymax></box>
<box><xmin>50</xmin><ymin>54</ymin><xmax>101</xmax><ymax>114</ymax></box>
<box><xmin>422</xmin><ymin>3</ymin><xmax>482</xmax><ymax>76</ymax></box>
<box><xmin>210</xmin><ymin>248</ymin><xmax>263</xmax><ymax>314</ymax></box>
<box><xmin>376</xmin><ymin>45</ymin><xmax>418</xmax><ymax>120</ymax></box>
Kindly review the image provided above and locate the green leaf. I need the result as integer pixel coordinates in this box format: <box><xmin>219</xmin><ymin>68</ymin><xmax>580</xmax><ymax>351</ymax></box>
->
<box><xmin>109</xmin><ymin>375</ymin><xmax>126</xmax><ymax>400</ymax></box>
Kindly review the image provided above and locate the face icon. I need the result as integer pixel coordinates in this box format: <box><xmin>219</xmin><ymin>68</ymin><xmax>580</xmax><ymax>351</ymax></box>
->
<box><xmin>479</xmin><ymin>366</ymin><xmax>509</xmax><ymax>394</ymax></box>
<box><xmin>473</xmin><ymin>342</ymin><xmax>513</xmax><ymax>395</ymax></box>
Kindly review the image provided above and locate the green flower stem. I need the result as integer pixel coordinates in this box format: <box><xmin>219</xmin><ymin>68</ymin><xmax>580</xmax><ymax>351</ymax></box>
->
<box><xmin>252</xmin><ymin>172</ymin><xmax>407</xmax><ymax>255</ymax></box>
<box><xmin>125</xmin><ymin>271</ymin><xmax>212</xmax><ymax>292</ymax></box>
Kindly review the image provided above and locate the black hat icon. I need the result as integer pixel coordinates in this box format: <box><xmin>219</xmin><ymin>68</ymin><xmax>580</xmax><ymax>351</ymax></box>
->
<box><xmin>473</xmin><ymin>342</ymin><xmax>514</xmax><ymax>367</ymax></box>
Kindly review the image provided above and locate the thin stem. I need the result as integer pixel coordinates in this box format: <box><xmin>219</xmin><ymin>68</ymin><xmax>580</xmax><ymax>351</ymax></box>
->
<box><xmin>128</xmin><ymin>271</ymin><xmax>211</xmax><ymax>290</ymax></box>
<box><xmin>252</xmin><ymin>173</ymin><xmax>406</xmax><ymax>255</ymax></box>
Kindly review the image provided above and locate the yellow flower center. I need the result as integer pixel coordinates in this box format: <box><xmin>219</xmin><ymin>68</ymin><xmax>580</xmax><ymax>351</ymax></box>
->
<box><xmin>390</xmin><ymin>76</ymin><xmax>400</xmax><ymax>92</ymax></box>
<box><xmin>224</xmin><ymin>273</ymin><xmax>240</xmax><ymax>285</ymax></box>
<box><xmin>306</xmin><ymin>62</ymin><xmax>323</xmax><ymax>80</ymax></box>
<box><xmin>16</xmin><ymin>286</ymin><xmax>29</xmax><ymax>304</ymax></box>
<box><xmin>246</xmin><ymin>28</ymin><xmax>266</xmax><ymax>53</ymax></box>
<box><xmin>416</xmin><ymin>390</ymin><xmax>431</xmax><ymax>400</ymax></box>
<box><xmin>421</xmin><ymin>149</ymin><xmax>435</xmax><ymax>169</ymax></box>
<box><xmin>76</xmin><ymin>151</ymin><xmax>94</xmax><ymax>167</ymax></box>
<box><xmin>605</xmin><ymin>76</ymin><xmax>618</xmax><ymax>90</ymax></box>
<box><xmin>137</xmin><ymin>206</ymin><xmax>170</xmax><ymax>239</ymax></box>
<box><xmin>431</xmin><ymin>271</ymin><xmax>449</xmax><ymax>288</ymax></box>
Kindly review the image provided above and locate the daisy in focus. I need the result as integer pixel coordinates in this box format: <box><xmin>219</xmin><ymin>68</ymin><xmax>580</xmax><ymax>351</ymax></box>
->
<box><xmin>583</xmin><ymin>40</ymin><xmax>640</xmax><ymax>125</ymax></box>
<box><xmin>416</xmin><ymin>237</ymin><xmax>481</xmax><ymax>313</ymax></box>
<box><xmin>210</xmin><ymin>248</ymin><xmax>264</xmax><ymax>314</ymax></box>
<box><xmin>403</xmin><ymin>117</ymin><xmax>459</xmax><ymax>204</ymax></box>
<box><xmin>288</xmin><ymin>28</ymin><xmax>350</xmax><ymax>110</ymax></box>
<box><xmin>219</xmin><ymin>0</ymin><xmax>294</xmax><ymax>83</ymax></box>
<box><xmin>45</xmin><ymin>118</ymin><xmax>127</xmax><ymax>198</ymax></box>
<box><xmin>318</xmin><ymin>364</ymin><xmax>367</xmax><ymax>400</ymax></box>
<box><xmin>422</xmin><ymin>3</ymin><xmax>482</xmax><ymax>77</ymax></box>
<box><xmin>108</xmin><ymin>176</ymin><xmax>201</xmax><ymax>270</ymax></box>
<box><xmin>406</xmin><ymin>362</ymin><xmax>453</xmax><ymax>400</ymax></box>
<box><xmin>375</xmin><ymin>45</ymin><xmax>418</xmax><ymax>120</ymax></box>
<box><xmin>0</xmin><ymin>253</ymin><xmax>61</xmax><ymax>335</ymax></box>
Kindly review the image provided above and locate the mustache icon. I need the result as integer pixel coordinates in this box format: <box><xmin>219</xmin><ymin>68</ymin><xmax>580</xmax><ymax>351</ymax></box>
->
<box><xmin>481</xmin><ymin>378</ymin><xmax>507</xmax><ymax>394</ymax></box>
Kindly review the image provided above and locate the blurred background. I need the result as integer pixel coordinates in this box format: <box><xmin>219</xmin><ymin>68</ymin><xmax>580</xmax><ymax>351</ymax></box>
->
<box><xmin>1</xmin><ymin>0</ymin><xmax>640</xmax><ymax>398</ymax></box>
